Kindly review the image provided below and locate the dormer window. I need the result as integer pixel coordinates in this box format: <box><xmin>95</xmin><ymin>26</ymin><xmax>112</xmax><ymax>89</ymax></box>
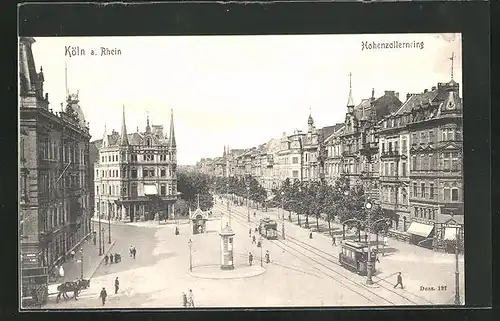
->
<box><xmin>146</xmin><ymin>138</ymin><xmax>151</xmax><ymax>146</ymax></box>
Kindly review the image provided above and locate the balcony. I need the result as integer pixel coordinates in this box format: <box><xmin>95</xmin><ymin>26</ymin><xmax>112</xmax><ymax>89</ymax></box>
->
<box><xmin>380</xmin><ymin>150</ymin><xmax>402</xmax><ymax>159</ymax></box>
<box><xmin>379</xmin><ymin>175</ymin><xmax>401</xmax><ymax>183</ymax></box>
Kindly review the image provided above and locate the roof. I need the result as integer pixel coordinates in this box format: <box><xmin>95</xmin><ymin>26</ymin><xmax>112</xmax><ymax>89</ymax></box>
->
<box><xmin>92</xmin><ymin>130</ymin><xmax>170</xmax><ymax>148</ymax></box>
<box><xmin>370</xmin><ymin>91</ymin><xmax>403</xmax><ymax>120</ymax></box>
<box><xmin>324</xmin><ymin>123</ymin><xmax>346</xmax><ymax>143</ymax></box>
<box><xmin>353</xmin><ymin>99</ymin><xmax>373</xmax><ymax>120</ymax></box>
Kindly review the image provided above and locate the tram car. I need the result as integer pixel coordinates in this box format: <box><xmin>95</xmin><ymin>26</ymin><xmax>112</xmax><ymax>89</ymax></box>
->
<box><xmin>258</xmin><ymin>217</ymin><xmax>278</xmax><ymax>240</ymax></box>
<box><xmin>338</xmin><ymin>241</ymin><xmax>376</xmax><ymax>276</ymax></box>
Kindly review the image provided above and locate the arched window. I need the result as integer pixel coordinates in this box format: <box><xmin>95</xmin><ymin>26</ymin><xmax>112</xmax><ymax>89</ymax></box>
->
<box><xmin>147</xmin><ymin>138</ymin><xmax>151</xmax><ymax>146</ymax></box>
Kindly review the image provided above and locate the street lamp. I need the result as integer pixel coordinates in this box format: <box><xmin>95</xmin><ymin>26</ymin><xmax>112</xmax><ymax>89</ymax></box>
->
<box><xmin>188</xmin><ymin>238</ymin><xmax>193</xmax><ymax>272</ymax></box>
<box><xmin>101</xmin><ymin>227</ymin><xmax>105</xmax><ymax>254</ymax></box>
<box><xmin>246</xmin><ymin>186</ymin><xmax>250</xmax><ymax>222</ymax></box>
<box><xmin>364</xmin><ymin>199</ymin><xmax>374</xmax><ymax>285</ymax></box>
<box><xmin>108</xmin><ymin>203</ymin><xmax>111</xmax><ymax>244</ymax></box>
<box><xmin>280</xmin><ymin>191</ymin><xmax>285</xmax><ymax>240</ymax></box>
<box><xmin>79</xmin><ymin>248</ymin><xmax>84</xmax><ymax>279</ymax></box>
<box><xmin>449</xmin><ymin>213</ymin><xmax>461</xmax><ymax>305</ymax></box>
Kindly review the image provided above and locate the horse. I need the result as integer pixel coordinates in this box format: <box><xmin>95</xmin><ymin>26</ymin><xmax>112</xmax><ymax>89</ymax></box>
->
<box><xmin>56</xmin><ymin>279</ymin><xmax>90</xmax><ymax>303</ymax></box>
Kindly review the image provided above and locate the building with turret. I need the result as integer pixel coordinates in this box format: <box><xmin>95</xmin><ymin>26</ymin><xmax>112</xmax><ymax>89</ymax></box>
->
<box><xmin>92</xmin><ymin>108</ymin><xmax>178</xmax><ymax>222</ymax></box>
<box><xmin>19</xmin><ymin>37</ymin><xmax>93</xmax><ymax>273</ymax></box>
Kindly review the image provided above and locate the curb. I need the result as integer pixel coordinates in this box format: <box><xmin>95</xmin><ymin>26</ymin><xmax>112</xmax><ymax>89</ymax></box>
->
<box><xmin>89</xmin><ymin>240</ymin><xmax>116</xmax><ymax>280</ymax></box>
<box><xmin>187</xmin><ymin>264</ymin><xmax>266</xmax><ymax>280</ymax></box>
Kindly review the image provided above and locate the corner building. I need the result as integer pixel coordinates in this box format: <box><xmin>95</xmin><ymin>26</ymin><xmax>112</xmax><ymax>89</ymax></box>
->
<box><xmin>20</xmin><ymin>37</ymin><xmax>92</xmax><ymax>271</ymax></box>
<box><xmin>93</xmin><ymin>108</ymin><xmax>178</xmax><ymax>222</ymax></box>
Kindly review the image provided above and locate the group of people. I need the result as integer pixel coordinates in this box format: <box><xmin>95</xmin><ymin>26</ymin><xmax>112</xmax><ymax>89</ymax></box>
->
<box><xmin>104</xmin><ymin>252</ymin><xmax>121</xmax><ymax>265</ymax></box>
<box><xmin>182</xmin><ymin>289</ymin><xmax>195</xmax><ymax>307</ymax></box>
<box><xmin>98</xmin><ymin>277</ymin><xmax>120</xmax><ymax>306</ymax></box>
<box><xmin>247</xmin><ymin>228</ymin><xmax>271</xmax><ymax>266</ymax></box>
<box><xmin>129</xmin><ymin>245</ymin><xmax>137</xmax><ymax>259</ymax></box>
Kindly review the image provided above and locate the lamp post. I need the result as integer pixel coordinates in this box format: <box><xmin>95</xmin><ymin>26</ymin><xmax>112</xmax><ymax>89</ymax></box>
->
<box><xmin>108</xmin><ymin>202</ymin><xmax>111</xmax><ymax>244</ymax></box>
<box><xmin>188</xmin><ymin>238</ymin><xmax>193</xmax><ymax>272</ymax></box>
<box><xmin>98</xmin><ymin>195</ymin><xmax>102</xmax><ymax>256</ymax></box>
<box><xmin>246</xmin><ymin>186</ymin><xmax>250</xmax><ymax>222</ymax></box>
<box><xmin>364</xmin><ymin>199</ymin><xmax>374</xmax><ymax>285</ymax></box>
<box><xmin>101</xmin><ymin>227</ymin><xmax>105</xmax><ymax>254</ymax></box>
<box><xmin>280</xmin><ymin>191</ymin><xmax>285</xmax><ymax>240</ymax></box>
<box><xmin>449</xmin><ymin>213</ymin><xmax>461</xmax><ymax>305</ymax></box>
<box><xmin>260</xmin><ymin>240</ymin><xmax>263</xmax><ymax>267</ymax></box>
<box><xmin>341</xmin><ymin>190</ymin><xmax>349</xmax><ymax>240</ymax></box>
<box><xmin>79</xmin><ymin>248</ymin><xmax>84</xmax><ymax>279</ymax></box>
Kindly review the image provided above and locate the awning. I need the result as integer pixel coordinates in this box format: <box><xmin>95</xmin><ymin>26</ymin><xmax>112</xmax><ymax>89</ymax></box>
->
<box><xmin>444</xmin><ymin>226</ymin><xmax>459</xmax><ymax>241</ymax></box>
<box><xmin>406</xmin><ymin>222</ymin><xmax>434</xmax><ymax>237</ymax></box>
<box><xmin>144</xmin><ymin>184</ymin><xmax>158</xmax><ymax>196</ymax></box>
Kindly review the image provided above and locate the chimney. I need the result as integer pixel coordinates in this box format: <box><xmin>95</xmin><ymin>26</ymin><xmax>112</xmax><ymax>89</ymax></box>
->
<box><xmin>424</xmin><ymin>89</ymin><xmax>428</xmax><ymax>93</ymax></box>
<box><xmin>384</xmin><ymin>90</ymin><xmax>395</xmax><ymax>96</ymax></box>
<box><xmin>371</xmin><ymin>88</ymin><xmax>375</xmax><ymax>98</ymax></box>
<box><xmin>431</xmin><ymin>86</ymin><xmax>436</xmax><ymax>91</ymax></box>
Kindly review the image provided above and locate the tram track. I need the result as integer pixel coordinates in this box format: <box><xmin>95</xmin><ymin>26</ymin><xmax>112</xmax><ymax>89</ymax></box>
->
<box><xmin>215</xmin><ymin>199</ymin><xmax>434</xmax><ymax>306</ymax></box>
<box><xmin>214</xmin><ymin>202</ymin><xmax>396</xmax><ymax>305</ymax></box>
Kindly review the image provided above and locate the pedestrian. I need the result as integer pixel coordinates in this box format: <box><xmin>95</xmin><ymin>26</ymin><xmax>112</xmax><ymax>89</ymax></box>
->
<box><xmin>188</xmin><ymin>289</ymin><xmax>195</xmax><ymax>307</ymax></box>
<box><xmin>182</xmin><ymin>292</ymin><xmax>188</xmax><ymax>307</ymax></box>
<box><xmin>59</xmin><ymin>265</ymin><xmax>65</xmax><ymax>278</ymax></box>
<box><xmin>332</xmin><ymin>236</ymin><xmax>337</xmax><ymax>246</ymax></box>
<box><xmin>99</xmin><ymin>287</ymin><xmax>108</xmax><ymax>306</ymax></box>
<box><xmin>70</xmin><ymin>250</ymin><xmax>75</xmax><ymax>260</ymax></box>
<box><xmin>249</xmin><ymin>228</ymin><xmax>252</xmax><ymax>237</ymax></box>
<box><xmin>109</xmin><ymin>253</ymin><xmax>114</xmax><ymax>264</ymax></box>
<box><xmin>114</xmin><ymin>277</ymin><xmax>120</xmax><ymax>294</ymax></box>
<box><xmin>254</xmin><ymin>212</ymin><xmax>256</xmax><ymax>218</ymax></box>
<box><xmin>252</xmin><ymin>235</ymin><xmax>256</xmax><ymax>245</ymax></box>
<box><xmin>175</xmin><ymin>226</ymin><xmax>179</xmax><ymax>235</ymax></box>
<box><xmin>132</xmin><ymin>247</ymin><xmax>136</xmax><ymax>259</ymax></box>
<box><xmin>104</xmin><ymin>254</ymin><xmax>109</xmax><ymax>265</ymax></box>
<box><xmin>265</xmin><ymin>250</ymin><xmax>270</xmax><ymax>264</ymax></box>
<box><xmin>129</xmin><ymin>245</ymin><xmax>133</xmax><ymax>257</ymax></box>
<box><xmin>309</xmin><ymin>229</ymin><xmax>313</xmax><ymax>239</ymax></box>
<box><xmin>394</xmin><ymin>272</ymin><xmax>404</xmax><ymax>289</ymax></box>
<box><xmin>248</xmin><ymin>251</ymin><xmax>253</xmax><ymax>266</ymax></box>
<box><xmin>93</xmin><ymin>232</ymin><xmax>97</xmax><ymax>245</ymax></box>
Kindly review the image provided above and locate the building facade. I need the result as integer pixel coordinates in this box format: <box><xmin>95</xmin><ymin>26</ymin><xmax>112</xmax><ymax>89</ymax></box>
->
<box><xmin>20</xmin><ymin>37</ymin><xmax>92</xmax><ymax>272</ymax></box>
<box><xmin>377</xmin><ymin>79</ymin><xmax>463</xmax><ymax>248</ymax></box>
<box><xmin>93</xmin><ymin>108</ymin><xmax>178</xmax><ymax>222</ymax></box>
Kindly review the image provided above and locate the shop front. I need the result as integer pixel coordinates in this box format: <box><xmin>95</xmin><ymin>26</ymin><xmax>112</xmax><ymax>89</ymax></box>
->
<box><xmin>405</xmin><ymin>221</ymin><xmax>435</xmax><ymax>248</ymax></box>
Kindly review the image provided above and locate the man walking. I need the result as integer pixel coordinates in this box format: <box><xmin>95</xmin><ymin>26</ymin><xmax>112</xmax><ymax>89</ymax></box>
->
<box><xmin>394</xmin><ymin>272</ymin><xmax>404</xmax><ymax>289</ymax></box>
<box><xmin>114</xmin><ymin>277</ymin><xmax>120</xmax><ymax>294</ymax></box>
<box><xmin>182</xmin><ymin>292</ymin><xmax>188</xmax><ymax>307</ymax></box>
<box><xmin>132</xmin><ymin>246</ymin><xmax>137</xmax><ymax>259</ymax></box>
<box><xmin>109</xmin><ymin>253</ymin><xmax>114</xmax><ymax>264</ymax></box>
<box><xmin>99</xmin><ymin>287</ymin><xmax>108</xmax><ymax>306</ymax></box>
<box><xmin>188</xmin><ymin>289</ymin><xmax>195</xmax><ymax>308</ymax></box>
<box><xmin>332</xmin><ymin>236</ymin><xmax>337</xmax><ymax>246</ymax></box>
<box><xmin>129</xmin><ymin>245</ymin><xmax>134</xmax><ymax>257</ymax></box>
<box><xmin>248</xmin><ymin>251</ymin><xmax>253</xmax><ymax>266</ymax></box>
<box><xmin>104</xmin><ymin>254</ymin><xmax>109</xmax><ymax>265</ymax></box>
<box><xmin>265</xmin><ymin>250</ymin><xmax>270</xmax><ymax>264</ymax></box>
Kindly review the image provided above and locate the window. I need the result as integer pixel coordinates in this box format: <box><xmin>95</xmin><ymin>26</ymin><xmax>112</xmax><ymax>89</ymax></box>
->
<box><xmin>292</xmin><ymin>170</ymin><xmax>299</xmax><ymax>178</ymax></box>
<box><xmin>381</xmin><ymin>143</ymin><xmax>385</xmax><ymax>153</ymax></box>
<box><xmin>389</xmin><ymin>163</ymin><xmax>394</xmax><ymax>176</ymax></box>
<box><xmin>161</xmin><ymin>169</ymin><xmax>166</xmax><ymax>177</ymax></box>
<box><xmin>147</xmin><ymin>138</ymin><xmax>151</xmax><ymax>146</ymax></box>
<box><xmin>412</xmin><ymin>133</ymin><xmax>418</xmax><ymax>145</ymax></box>
<box><xmin>143</xmin><ymin>169</ymin><xmax>148</xmax><ymax>177</ymax></box>
<box><xmin>443</xmin><ymin>153</ymin><xmax>451</xmax><ymax>170</ymax></box>
<box><xmin>131</xmin><ymin>169</ymin><xmax>137</xmax><ymax>178</ymax></box>
<box><xmin>444</xmin><ymin>188</ymin><xmax>451</xmax><ymax>201</ymax></box>
<box><xmin>131</xmin><ymin>154</ymin><xmax>137</xmax><ymax>162</ymax></box>
<box><xmin>422</xmin><ymin>154</ymin><xmax>429</xmax><ymax>170</ymax></box>
<box><xmin>122</xmin><ymin>186</ymin><xmax>127</xmax><ymax>197</ymax></box>
<box><xmin>102</xmin><ymin>156</ymin><xmax>105</xmax><ymax>163</ymax></box>
<box><xmin>160</xmin><ymin>184</ymin><xmax>166</xmax><ymax>196</ymax></box>
<box><xmin>388</xmin><ymin>142</ymin><xmax>393</xmax><ymax>153</ymax></box>
<box><xmin>452</xmin><ymin>152</ymin><xmax>460</xmax><ymax>170</ymax></box>
<box><xmin>451</xmin><ymin>188</ymin><xmax>459</xmax><ymax>201</ymax></box>
<box><xmin>413</xmin><ymin>182</ymin><xmax>418</xmax><ymax>197</ymax></box>
<box><xmin>384</xmin><ymin>163</ymin><xmax>389</xmax><ymax>176</ymax></box>
<box><xmin>421</xmin><ymin>183</ymin><xmax>426</xmax><ymax>198</ymax></box>
<box><xmin>430</xmin><ymin>183</ymin><xmax>435</xmax><ymax>199</ymax></box>
<box><xmin>144</xmin><ymin>154</ymin><xmax>154</xmax><ymax>162</ymax></box>
<box><xmin>402</xmin><ymin>138</ymin><xmax>407</xmax><ymax>153</ymax></box>
<box><xmin>108</xmin><ymin>186</ymin><xmax>111</xmax><ymax>195</ymax></box>
<box><xmin>131</xmin><ymin>183</ymin><xmax>138</xmax><ymax>197</ymax></box>
<box><xmin>402</xmin><ymin>162</ymin><xmax>407</xmax><ymax>177</ymax></box>
<box><xmin>456</xmin><ymin>129</ymin><xmax>462</xmax><ymax>141</ymax></box>
<box><xmin>428</xmin><ymin>154</ymin><xmax>433</xmax><ymax>170</ymax></box>
<box><xmin>108</xmin><ymin>156</ymin><xmax>111</xmax><ymax>162</ymax></box>
<box><xmin>429</xmin><ymin>130</ymin><xmax>435</xmax><ymax>143</ymax></box>
<box><xmin>414</xmin><ymin>207</ymin><xmax>418</xmax><ymax>217</ymax></box>
<box><xmin>149</xmin><ymin>169</ymin><xmax>155</xmax><ymax>177</ymax></box>
<box><xmin>402</xmin><ymin>188</ymin><xmax>407</xmax><ymax>203</ymax></box>
<box><xmin>412</xmin><ymin>156</ymin><xmax>417</xmax><ymax>171</ymax></box>
<box><xmin>394</xmin><ymin>140</ymin><xmax>399</xmax><ymax>153</ymax></box>
<box><xmin>292</xmin><ymin>157</ymin><xmax>299</xmax><ymax>164</ymax></box>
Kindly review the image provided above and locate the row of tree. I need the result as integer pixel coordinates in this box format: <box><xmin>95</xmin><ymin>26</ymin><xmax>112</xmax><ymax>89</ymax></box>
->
<box><xmin>271</xmin><ymin>177</ymin><xmax>387</xmax><ymax>235</ymax></box>
<box><xmin>213</xmin><ymin>175</ymin><xmax>268</xmax><ymax>208</ymax></box>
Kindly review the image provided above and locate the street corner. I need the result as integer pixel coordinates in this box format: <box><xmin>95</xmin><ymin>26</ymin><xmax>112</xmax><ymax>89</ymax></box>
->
<box><xmin>187</xmin><ymin>264</ymin><xmax>266</xmax><ymax>280</ymax></box>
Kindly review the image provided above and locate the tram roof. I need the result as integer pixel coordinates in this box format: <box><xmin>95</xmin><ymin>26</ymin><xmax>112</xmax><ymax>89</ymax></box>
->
<box><xmin>342</xmin><ymin>241</ymin><xmax>368</xmax><ymax>250</ymax></box>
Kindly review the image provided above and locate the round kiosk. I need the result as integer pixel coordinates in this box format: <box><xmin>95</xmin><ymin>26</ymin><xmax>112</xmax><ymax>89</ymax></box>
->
<box><xmin>219</xmin><ymin>223</ymin><xmax>235</xmax><ymax>270</ymax></box>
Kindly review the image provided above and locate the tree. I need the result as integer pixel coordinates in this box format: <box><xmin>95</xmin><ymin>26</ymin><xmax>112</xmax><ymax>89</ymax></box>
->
<box><xmin>177</xmin><ymin>170</ymin><xmax>214</xmax><ymax>211</ymax></box>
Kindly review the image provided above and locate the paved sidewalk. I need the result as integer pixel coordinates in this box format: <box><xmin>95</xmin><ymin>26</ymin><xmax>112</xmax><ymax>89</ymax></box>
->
<box><xmin>91</xmin><ymin>217</ymin><xmax>191</xmax><ymax>228</ymax></box>
<box><xmin>47</xmin><ymin>235</ymin><xmax>115</xmax><ymax>295</ymax></box>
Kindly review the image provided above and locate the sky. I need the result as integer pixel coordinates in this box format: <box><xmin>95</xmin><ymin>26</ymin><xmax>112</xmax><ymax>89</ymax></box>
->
<box><xmin>30</xmin><ymin>34</ymin><xmax>462</xmax><ymax>165</ymax></box>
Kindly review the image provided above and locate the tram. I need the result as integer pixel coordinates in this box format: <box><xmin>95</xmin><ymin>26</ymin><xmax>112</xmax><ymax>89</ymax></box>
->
<box><xmin>338</xmin><ymin>241</ymin><xmax>376</xmax><ymax>276</ymax></box>
<box><xmin>258</xmin><ymin>217</ymin><xmax>278</xmax><ymax>240</ymax></box>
